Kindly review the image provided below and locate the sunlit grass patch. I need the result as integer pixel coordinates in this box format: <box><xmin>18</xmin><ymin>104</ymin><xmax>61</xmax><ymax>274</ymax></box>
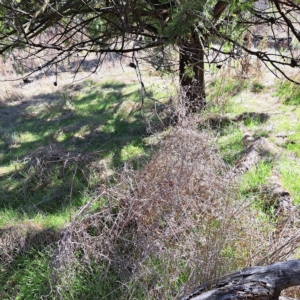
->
<box><xmin>240</xmin><ymin>161</ymin><xmax>272</xmax><ymax>196</ymax></box>
<box><xmin>285</xmin><ymin>138</ymin><xmax>300</xmax><ymax>157</ymax></box>
<box><xmin>207</xmin><ymin>77</ymin><xmax>249</xmax><ymax>101</ymax></box>
<box><xmin>121</xmin><ymin>144</ymin><xmax>146</xmax><ymax>161</ymax></box>
<box><xmin>274</xmin><ymin>114</ymin><xmax>295</xmax><ymax>133</ymax></box>
<box><xmin>0</xmin><ymin>208</ymin><xmax>17</xmax><ymax>227</ymax></box>
<box><xmin>278</xmin><ymin>157</ymin><xmax>300</xmax><ymax>204</ymax></box>
<box><xmin>0</xmin><ymin>75</ymin><xmax>167</xmax><ymax>231</ymax></box>
<box><xmin>217</xmin><ymin>126</ymin><xmax>244</xmax><ymax>165</ymax></box>
<box><xmin>281</xmin><ymin>123</ymin><xmax>300</xmax><ymax>157</ymax></box>
<box><xmin>0</xmin><ymin>209</ymin><xmax>70</xmax><ymax>230</ymax></box>
<box><xmin>0</xmin><ymin>160</ymin><xmax>24</xmax><ymax>176</ymax></box>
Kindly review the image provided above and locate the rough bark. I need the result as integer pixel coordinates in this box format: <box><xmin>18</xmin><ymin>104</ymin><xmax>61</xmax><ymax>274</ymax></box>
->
<box><xmin>179</xmin><ymin>260</ymin><xmax>300</xmax><ymax>300</ymax></box>
<box><xmin>179</xmin><ymin>34</ymin><xmax>206</xmax><ymax>113</ymax></box>
<box><xmin>178</xmin><ymin>1</ymin><xmax>230</xmax><ymax>113</ymax></box>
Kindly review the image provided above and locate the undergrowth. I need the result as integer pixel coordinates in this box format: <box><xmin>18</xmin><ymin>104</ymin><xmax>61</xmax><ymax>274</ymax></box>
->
<box><xmin>27</xmin><ymin>124</ymin><xmax>295</xmax><ymax>299</ymax></box>
<box><xmin>0</xmin><ymin>120</ymin><xmax>291</xmax><ymax>299</ymax></box>
<box><xmin>2</xmin><ymin>57</ymin><xmax>300</xmax><ymax>299</ymax></box>
<box><xmin>278</xmin><ymin>157</ymin><xmax>300</xmax><ymax>204</ymax></box>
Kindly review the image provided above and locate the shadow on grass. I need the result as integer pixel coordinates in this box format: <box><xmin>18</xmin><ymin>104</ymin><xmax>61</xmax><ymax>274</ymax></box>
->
<box><xmin>0</xmin><ymin>79</ymin><xmax>162</xmax><ymax>218</ymax></box>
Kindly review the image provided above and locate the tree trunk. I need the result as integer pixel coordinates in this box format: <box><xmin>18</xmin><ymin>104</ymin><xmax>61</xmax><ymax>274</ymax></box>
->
<box><xmin>179</xmin><ymin>32</ymin><xmax>206</xmax><ymax>113</ymax></box>
<box><xmin>177</xmin><ymin>1</ymin><xmax>230</xmax><ymax>113</ymax></box>
<box><xmin>179</xmin><ymin>260</ymin><xmax>300</xmax><ymax>300</ymax></box>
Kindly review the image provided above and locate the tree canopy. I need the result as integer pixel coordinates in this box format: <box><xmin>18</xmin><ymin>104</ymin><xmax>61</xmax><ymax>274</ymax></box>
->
<box><xmin>1</xmin><ymin>0</ymin><xmax>300</xmax><ymax>110</ymax></box>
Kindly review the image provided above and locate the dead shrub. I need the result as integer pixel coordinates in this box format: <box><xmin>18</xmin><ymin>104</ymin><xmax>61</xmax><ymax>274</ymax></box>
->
<box><xmin>44</xmin><ymin>118</ymin><xmax>300</xmax><ymax>299</ymax></box>
<box><xmin>42</xmin><ymin>122</ymin><xmax>249</xmax><ymax>297</ymax></box>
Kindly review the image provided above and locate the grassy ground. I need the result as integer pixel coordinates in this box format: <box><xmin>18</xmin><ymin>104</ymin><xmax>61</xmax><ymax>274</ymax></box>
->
<box><xmin>0</xmin><ymin>63</ymin><xmax>180</xmax><ymax>299</ymax></box>
<box><xmin>206</xmin><ymin>60</ymin><xmax>300</xmax><ymax>207</ymax></box>
<box><xmin>1</xmin><ymin>56</ymin><xmax>300</xmax><ymax>299</ymax></box>
<box><xmin>0</xmin><ymin>65</ymin><xmax>174</xmax><ymax>230</ymax></box>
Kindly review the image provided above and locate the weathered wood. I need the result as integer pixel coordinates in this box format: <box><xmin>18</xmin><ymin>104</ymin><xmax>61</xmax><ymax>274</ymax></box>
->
<box><xmin>180</xmin><ymin>260</ymin><xmax>300</xmax><ymax>300</ymax></box>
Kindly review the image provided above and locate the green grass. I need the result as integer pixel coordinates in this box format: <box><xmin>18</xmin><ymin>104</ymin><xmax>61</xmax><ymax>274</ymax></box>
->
<box><xmin>0</xmin><ymin>250</ymin><xmax>52</xmax><ymax>299</ymax></box>
<box><xmin>239</xmin><ymin>161</ymin><xmax>275</xmax><ymax>220</ymax></box>
<box><xmin>217</xmin><ymin>125</ymin><xmax>244</xmax><ymax>165</ymax></box>
<box><xmin>0</xmin><ymin>79</ymin><xmax>164</xmax><ymax>229</ymax></box>
<box><xmin>0</xmin><ymin>76</ymin><xmax>170</xmax><ymax>299</ymax></box>
<box><xmin>207</xmin><ymin>77</ymin><xmax>249</xmax><ymax>104</ymax></box>
<box><xmin>206</xmin><ymin>77</ymin><xmax>268</xmax><ymax>116</ymax></box>
<box><xmin>278</xmin><ymin>157</ymin><xmax>300</xmax><ymax>204</ymax></box>
<box><xmin>240</xmin><ymin>161</ymin><xmax>272</xmax><ymax>197</ymax></box>
<box><xmin>250</xmin><ymin>81</ymin><xmax>265</xmax><ymax>93</ymax></box>
<box><xmin>243</xmin><ymin>116</ymin><xmax>263</xmax><ymax>128</ymax></box>
<box><xmin>282</xmin><ymin>123</ymin><xmax>300</xmax><ymax>157</ymax></box>
<box><xmin>272</xmin><ymin>111</ymin><xmax>300</xmax><ymax>156</ymax></box>
<box><xmin>0</xmin><ymin>209</ymin><xmax>71</xmax><ymax>229</ymax></box>
<box><xmin>68</xmin><ymin>263</ymin><xmax>123</xmax><ymax>299</ymax></box>
<box><xmin>275</xmin><ymin>79</ymin><xmax>300</xmax><ymax>105</ymax></box>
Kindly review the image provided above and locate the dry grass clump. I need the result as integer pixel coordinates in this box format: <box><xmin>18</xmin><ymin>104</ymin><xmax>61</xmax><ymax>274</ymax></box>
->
<box><xmin>20</xmin><ymin>146</ymin><xmax>100</xmax><ymax>208</ymax></box>
<box><xmin>46</xmin><ymin>119</ymin><xmax>296</xmax><ymax>299</ymax></box>
<box><xmin>0</xmin><ymin>56</ymin><xmax>16</xmax><ymax>78</ymax></box>
<box><xmin>24</xmin><ymin>145</ymin><xmax>98</xmax><ymax>181</ymax></box>
<box><xmin>0</xmin><ymin>56</ymin><xmax>26</xmax><ymax>105</ymax></box>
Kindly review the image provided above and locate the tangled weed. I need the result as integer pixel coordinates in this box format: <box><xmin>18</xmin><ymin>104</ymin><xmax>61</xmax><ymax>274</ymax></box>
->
<box><xmin>47</xmin><ymin>120</ymin><xmax>298</xmax><ymax>299</ymax></box>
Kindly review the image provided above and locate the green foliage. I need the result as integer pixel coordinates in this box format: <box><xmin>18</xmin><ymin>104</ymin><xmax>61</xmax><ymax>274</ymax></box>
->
<box><xmin>183</xmin><ymin>65</ymin><xmax>195</xmax><ymax>79</ymax></box>
<box><xmin>218</xmin><ymin>1</ymin><xmax>254</xmax><ymax>42</ymax></box>
<box><xmin>164</xmin><ymin>0</ymin><xmax>213</xmax><ymax>42</ymax></box>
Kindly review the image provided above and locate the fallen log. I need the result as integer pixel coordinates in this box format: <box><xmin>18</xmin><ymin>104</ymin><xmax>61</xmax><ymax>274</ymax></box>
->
<box><xmin>180</xmin><ymin>260</ymin><xmax>300</xmax><ymax>300</ymax></box>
